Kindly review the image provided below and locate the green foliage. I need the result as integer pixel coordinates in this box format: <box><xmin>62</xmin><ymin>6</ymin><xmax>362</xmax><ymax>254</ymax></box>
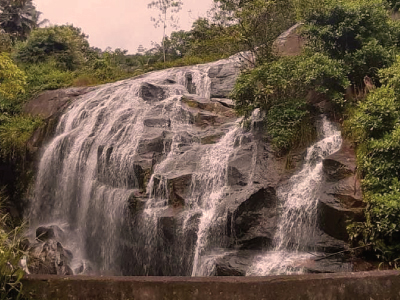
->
<box><xmin>349</xmin><ymin>86</ymin><xmax>399</xmax><ymax>142</ymax></box>
<box><xmin>292</xmin><ymin>0</ymin><xmax>331</xmax><ymax>20</ymax></box>
<box><xmin>23</xmin><ymin>60</ymin><xmax>75</xmax><ymax>95</ymax></box>
<box><xmin>267</xmin><ymin>100</ymin><xmax>314</xmax><ymax>153</ymax></box>
<box><xmin>0</xmin><ymin>53</ymin><xmax>26</xmax><ymax>116</ymax></box>
<box><xmin>347</xmin><ymin>57</ymin><xmax>400</xmax><ymax>260</ymax></box>
<box><xmin>302</xmin><ymin>0</ymin><xmax>398</xmax><ymax>85</ymax></box>
<box><xmin>0</xmin><ymin>115</ymin><xmax>42</xmax><ymax>161</ymax></box>
<box><xmin>15</xmin><ymin>25</ymin><xmax>90</xmax><ymax>71</ymax></box>
<box><xmin>232</xmin><ymin>52</ymin><xmax>349</xmax><ymax>118</ymax></box>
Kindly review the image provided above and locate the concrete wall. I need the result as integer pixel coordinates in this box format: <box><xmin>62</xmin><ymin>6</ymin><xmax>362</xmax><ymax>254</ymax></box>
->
<box><xmin>22</xmin><ymin>271</ymin><xmax>400</xmax><ymax>300</ymax></box>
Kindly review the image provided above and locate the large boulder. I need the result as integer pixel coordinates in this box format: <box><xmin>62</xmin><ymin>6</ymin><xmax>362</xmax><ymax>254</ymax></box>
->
<box><xmin>232</xmin><ymin>187</ymin><xmax>279</xmax><ymax>250</ymax></box>
<box><xmin>274</xmin><ymin>23</ymin><xmax>304</xmax><ymax>57</ymax></box>
<box><xmin>323</xmin><ymin>141</ymin><xmax>357</xmax><ymax>182</ymax></box>
<box><xmin>318</xmin><ymin>140</ymin><xmax>365</xmax><ymax>240</ymax></box>
<box><xmin>23</xmin><ymin>87</ymin><xmax>94</xmax><ymax>119</ymax></box>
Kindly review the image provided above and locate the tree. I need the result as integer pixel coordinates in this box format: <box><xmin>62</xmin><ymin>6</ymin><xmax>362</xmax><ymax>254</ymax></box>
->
<box><xmin>213</xmin><ymin>0</ymin><xmax>295</xmax><ymax>64</ymax></box>
<box><xmin>137</xmin><ymin>44</ymin><xmax>146</xmax><ymax>54</ymax></box>
<box><xmin>302</xmin><ymin>0</ymin><xmax>399</xmax><ymax>85</ymax></box>
<box><xmin>15</xmin><ymin>25</ymin><xmax>90</xmax><ymax>71</ymax></box>
<box><xmin>0</xmin><ymin>0</ymin><xmax>42</xmax><ymax>41</ymax></box>
<box><xmin>187</xmin><ymin>17</ymin><xmax>240</xmax><ymax>57</ymax></box>
<box><xmin>148</xmin><ymin>0</ymin><xmax>183</xmax><ymax>63</ymax></box>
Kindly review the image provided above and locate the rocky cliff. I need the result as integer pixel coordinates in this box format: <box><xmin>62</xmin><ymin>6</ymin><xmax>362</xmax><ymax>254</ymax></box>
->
<box><xmin>23</xmin><ymin>34</ymin><xmax>364</xmax><ymax>276</ymax></box>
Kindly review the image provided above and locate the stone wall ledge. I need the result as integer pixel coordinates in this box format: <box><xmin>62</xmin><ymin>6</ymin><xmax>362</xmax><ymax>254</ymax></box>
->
<box><xmin>22</xmin><ymin>271</ymin><xmax>400</xmax><ymax>300</ymax></box>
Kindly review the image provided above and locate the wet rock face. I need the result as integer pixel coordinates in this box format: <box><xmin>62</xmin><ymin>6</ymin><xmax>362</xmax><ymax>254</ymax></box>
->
<box><xmin>209</xmin><ymin>62</ymin><xmax>241</xmax><ymax>98</ymax></box>
<box><xmin>139</xmin><ymin>83</ymin><xmax>167</xmax><ymax>103</ymax></box>
<box><xmin>318</xmin><ymin>140</ymin><xmax>365</xmax><ymax>241</ymax></box>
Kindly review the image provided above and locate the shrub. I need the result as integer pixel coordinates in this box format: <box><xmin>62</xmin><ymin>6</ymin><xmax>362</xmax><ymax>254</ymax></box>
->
<box><xmin>267</xmin><ymin>99</ymin><xmax>314</xmax><ymax>153</ymax></box>
<box><xmin>23</xmin><ymin>60</ymin><xmax>74</xmax><ymax>95</ymax></box>
<box><xmin>0</xmin><ymin>54</ymin><xmax>26</xmax><ymax>103</ymax></box>
<box><xmin>0</xmin><ymin>115</ymin><xmax>43</xmax><ymax>161</ymax></box>
<box><xmin>349</xmin><ymin>86</ymin><xmax>399</xmax><ymax>142</ymax></box>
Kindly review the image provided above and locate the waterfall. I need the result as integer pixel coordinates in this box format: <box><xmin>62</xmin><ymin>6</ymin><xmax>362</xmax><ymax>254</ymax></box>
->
<box><xmin>246</xmin><ymin>116</ymin><xmax>342</xmax><ymax>276</ymax></box>
<box><xmin>28</xmin><ymin>52</ymin><xmax>346</xmax><ymax>276</ymax></box>
<box><xmin>29</xmin><ymin>56</ymin><xmax>246</xmax><ymax>275</ymax></box>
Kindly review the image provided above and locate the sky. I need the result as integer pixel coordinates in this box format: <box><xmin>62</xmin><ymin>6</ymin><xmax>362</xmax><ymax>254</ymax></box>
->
<box><xmin>34</xmin><ymin>0</ymin><xmax>214</xmax><ymax>54</ymax></box>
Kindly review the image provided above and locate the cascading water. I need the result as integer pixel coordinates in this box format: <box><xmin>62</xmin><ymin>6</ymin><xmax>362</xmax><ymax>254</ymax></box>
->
<box><xmin>247</xmin><ymin>116</ymin><xmax>342</xmax><ymax>276</ymax></box>
<box><xmin>28</xmin><ymin>55</ymin><xmax>250</xmax><ymax>275</ymax></box>
<box><xmin>28</xmin><ymin>51</ymin><xmax>348</xmax><ymax>277</ymax></box>
<box><xmin>189</xmin><ymin>125</ymin><xmax>242</xmax><ymax>276</ymax></box>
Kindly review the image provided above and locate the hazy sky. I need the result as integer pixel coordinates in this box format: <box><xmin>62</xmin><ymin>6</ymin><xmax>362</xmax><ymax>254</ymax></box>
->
<box><xmin>34</xmin><ymin>0</ymin><xmax>214</xmax><ymax>54</ymax></box>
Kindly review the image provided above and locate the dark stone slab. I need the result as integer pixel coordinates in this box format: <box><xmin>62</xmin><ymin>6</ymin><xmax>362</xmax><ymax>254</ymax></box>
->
<box><xmin>22</xmin><ymin>271</ymin><xmax>400</xmax><ymax>300</ymax></box>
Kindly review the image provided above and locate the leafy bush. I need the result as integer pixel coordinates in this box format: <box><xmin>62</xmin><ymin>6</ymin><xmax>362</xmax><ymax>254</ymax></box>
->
<box><xmin>347</xmin><ymin>58</ymin><xmax>400</xmax><ymax>261</ymax></box>
<box><xmin>232</xmin><ymin>52</ymin><xmax>349</xmax><ymax>118</ymax></box>
<box><xmin>267</xmin><ymin>100</ymin><xmax>314</xmax><ymax>153</ymax></box>
<box><xmin>349</xmin><ymin>86</ymin><xmax>399</xmax><ymax>142</ymax></box>
<box><xmin>0</xmin><ymin>54</ymin><xmax>26</xmax><ymax>103</ymax></box>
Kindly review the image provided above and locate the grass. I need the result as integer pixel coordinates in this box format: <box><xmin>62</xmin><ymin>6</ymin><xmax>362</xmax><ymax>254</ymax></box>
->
<box><xmin>0</xmin><ymin>190</ymin><xmax>25</xmax><ymax>300</ymax></box>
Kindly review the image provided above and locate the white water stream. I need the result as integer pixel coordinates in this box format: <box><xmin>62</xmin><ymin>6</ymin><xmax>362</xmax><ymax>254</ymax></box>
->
<box><xmin>247</xmin><ymin>117</ymin><xmax>342</xmax><ymax>276</ymax></box>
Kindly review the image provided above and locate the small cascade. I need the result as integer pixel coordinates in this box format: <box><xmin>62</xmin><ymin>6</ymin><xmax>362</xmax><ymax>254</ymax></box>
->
<box><xmin>247</xmin><ymin>116</ymin><xmax>342</xmax><ymax>276</ymax></box>
<box><xmin>189</xmin><ymin>124</ymin><xmax>242</xmax><ymax>276</ymax></box>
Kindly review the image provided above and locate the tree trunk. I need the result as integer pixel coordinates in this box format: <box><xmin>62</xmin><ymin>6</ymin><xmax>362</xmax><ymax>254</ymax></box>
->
<box><xmin>162</xmin><ymin>10</ymin><xmax>167</xmax><ymax>63</ymax></box>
